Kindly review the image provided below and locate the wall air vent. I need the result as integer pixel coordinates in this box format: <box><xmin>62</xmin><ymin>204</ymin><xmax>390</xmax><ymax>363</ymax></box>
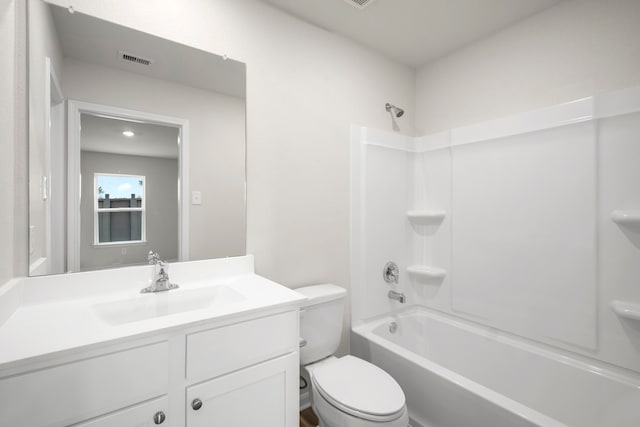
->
<box><xmin>343</xmin><ymin>0</ymin><xmax>377</xmax><ymax>9</ymax></box>
<box><xmin>119</xmin><ymin>51</ymin><xmax>153</xmax><ymax>66</ymax></box>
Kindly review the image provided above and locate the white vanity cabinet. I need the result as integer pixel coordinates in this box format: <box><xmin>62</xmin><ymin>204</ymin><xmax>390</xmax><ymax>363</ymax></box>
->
<box><xmin>0</xmin><ymin>309</ymin><xmax>299</xmax><ymax>427</ymax></box>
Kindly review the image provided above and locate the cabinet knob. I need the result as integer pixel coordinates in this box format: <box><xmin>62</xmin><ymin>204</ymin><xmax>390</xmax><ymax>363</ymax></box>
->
<box><xmin>153</xmin><ymin>411</ymin><xmax>166</xmax><ymax>424</ymax></box>
<box><xmin>192</xmin><ymin>398</ymin><xmax>203</xmax><ymax>411</ymax></box>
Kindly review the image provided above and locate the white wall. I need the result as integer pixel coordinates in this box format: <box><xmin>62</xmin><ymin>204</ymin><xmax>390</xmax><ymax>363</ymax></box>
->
<box><xmin>27</xmin><ymin>0</ymin><xmax>63</xmax><ymax>270</ymax></box>
<box><xmin>415</xmin><ymin>0</ymin><xmax>640</xmax><ymax>134</ymax></box>
<box><xmin>80</xmin><ymin>151</ymin><xmax>179</xmax><ymax>270</ymax></box>
<box><xmin>1</xmin><ymin>0</ymin><xmax>27</xmax><ymax>284</ymax></box>
<box><xmin>0</xmin><ymin>0</ymin><xmax>16</xmax><ymax>285</ymax></box>
<box><xmin>47</xmin><ymin>0</ymin><xmax>416</xmax><ymax>353</ymax></box>
<box><xmin>62</xmin><ymin>58</ymin><xmax>247</xmax><ymax>262</ymax></box>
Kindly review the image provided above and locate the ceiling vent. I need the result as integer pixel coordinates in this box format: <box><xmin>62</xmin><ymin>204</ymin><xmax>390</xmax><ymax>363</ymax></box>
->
<box><xmin>119</xmin><ymin>51</ymin><xmax>153</xmax><ymax>66</ymax></box>
<box><xmin>343</xmin><ymin>0</ymin><xmax>377</xmax><ymax>10</ymax></box>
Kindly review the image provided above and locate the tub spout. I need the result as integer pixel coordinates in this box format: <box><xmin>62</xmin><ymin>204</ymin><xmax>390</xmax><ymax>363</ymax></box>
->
<box><xmin>388</xmin><ymin>290</ymin><xmax>405</xmax><ymax>303</ymax></box>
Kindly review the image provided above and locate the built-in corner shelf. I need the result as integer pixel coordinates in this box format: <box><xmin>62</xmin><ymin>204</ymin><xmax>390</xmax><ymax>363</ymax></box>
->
<box><xmin>407</xmin><ymin>265</ymin><xmax>447</xmax><ymax>280</ymax></box>
<box><xmin>611</xmin><ymin>210</ymin><xmax>640</xmax><ymax>227</ymax></box>
<box><xmin>407</xmin><ymin>210</ymin><xmax>447</xmax><ymax>223</ymax></box>
<box><xmin>611</xmin><ymin>300</ymin><xmax>640</xmax><ymax>321</ymax></box>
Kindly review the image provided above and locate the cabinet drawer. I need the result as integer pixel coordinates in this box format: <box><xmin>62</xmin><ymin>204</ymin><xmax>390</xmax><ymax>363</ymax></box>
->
<box><xmin>186</xmin><ymin>311</ymin><xmax>297</xmax><ymax>381</ymax></box>
<box><xmin>0</xmin><ymin>341</ymin><xmax>169</xmax><ymax>427</ymax></box>
<box><xmin>75</xmin><ymin>396</ymin><xmax>168</xmax><ymax>427</ymax></box>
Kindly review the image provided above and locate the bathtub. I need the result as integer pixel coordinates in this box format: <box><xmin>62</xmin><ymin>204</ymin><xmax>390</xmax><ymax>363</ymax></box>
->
<box><xmin>351</xmin><ymin>306</ymin><xmax>640</xmax><ymax>427</ymax></box>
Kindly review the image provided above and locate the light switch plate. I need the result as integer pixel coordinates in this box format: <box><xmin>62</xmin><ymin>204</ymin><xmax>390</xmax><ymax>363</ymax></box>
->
<box><xmin>192</xmin><ymin>191</ymin><xmax>202</xmax><ymax>205</ymax></box>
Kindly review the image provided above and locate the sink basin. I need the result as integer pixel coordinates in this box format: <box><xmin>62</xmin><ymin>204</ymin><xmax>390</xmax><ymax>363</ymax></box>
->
<box><xmin>92</xmin><ymin>286</ymin><xmax>246</xmax><ymax>325</ymax></box>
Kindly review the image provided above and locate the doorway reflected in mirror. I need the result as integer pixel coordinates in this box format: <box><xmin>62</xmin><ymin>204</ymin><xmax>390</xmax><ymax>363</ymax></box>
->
<box><xmin>77</xmin><ymin>113</ymin><xmax>179</xmax><ymax>271</ymax></box>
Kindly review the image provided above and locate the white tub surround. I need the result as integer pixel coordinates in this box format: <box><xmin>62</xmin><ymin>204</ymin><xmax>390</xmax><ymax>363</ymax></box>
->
<box><xmin>0</xmin><ymin>255</ymin><xmax>305</xmax><ymax>427</ymax></box>
<box><xmin>351</xmin><ymin>84</ymin><xmax>640</xmax><ymax>369</ymax></box>
<box><xmin>351</xmin><ymin>85</ymin><xmax>640</xmax><ymax>426</ymax></box>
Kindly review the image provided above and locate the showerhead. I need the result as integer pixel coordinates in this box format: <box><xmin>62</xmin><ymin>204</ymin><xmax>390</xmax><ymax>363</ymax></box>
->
<box><xmin>385</xmin><ymin>103</ymin><xmax>404</xmax><ymax>118</ymax></box>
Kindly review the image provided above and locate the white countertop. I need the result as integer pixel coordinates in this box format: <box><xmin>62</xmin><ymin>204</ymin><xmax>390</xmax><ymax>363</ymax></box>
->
<box><xmin>0</xmin><ymin>256</ymin><xmax>305</xmax><ymax>371</ymax></box>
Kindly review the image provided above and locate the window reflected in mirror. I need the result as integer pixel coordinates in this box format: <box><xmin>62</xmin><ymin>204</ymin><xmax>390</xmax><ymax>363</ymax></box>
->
<box><xmin>94</xmin><ymin>174</ymin><xmax>145</xmax><ymax>244</ymax></box>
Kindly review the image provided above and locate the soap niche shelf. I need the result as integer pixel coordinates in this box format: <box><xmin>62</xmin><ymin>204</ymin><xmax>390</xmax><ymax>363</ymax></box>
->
<box><xmin>407</xmin><ymin>210</ymin><xmax>446</xmax><ymax>224</ymax></box>
<box><xmin>611</xmin><ymin>300</ymin><xmax>640</xmax><ymax>321</ymax></box>
<box><xmin>611</xmin><ymin>210</ymin><xmax>640</xmax><ymax>227</ymax></box>
<box><xmin>407</xmin><ymin>265</ymin><xmax>447</xmax><ymax>280</ymax></box>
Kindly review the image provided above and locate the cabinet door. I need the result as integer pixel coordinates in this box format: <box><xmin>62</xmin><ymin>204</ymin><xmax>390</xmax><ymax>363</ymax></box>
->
<box><xmin>75</xmin><ymin>396</ymin><xmax>169</xmax><ymax>427</ymax></box>
<box><xmin>186</xmin><ymin>352</ymin><xmax>298</xmax><ymax>427</ymax></box>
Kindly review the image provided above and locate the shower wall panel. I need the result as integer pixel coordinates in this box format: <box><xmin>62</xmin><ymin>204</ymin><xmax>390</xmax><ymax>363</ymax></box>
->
<box><xmin>450</xmin><ymin>122</ymin><xmax>597</xmax><ymax>349</ymax></box>
<box><xmin>596</xmin><ymin>111</ymin><xmax>640</xmax><ymax>371</ymax></box>
<box><xmin>350</xmin><ymin>127</ymin><xmax>411</xmax><ymax>323</ymax></box>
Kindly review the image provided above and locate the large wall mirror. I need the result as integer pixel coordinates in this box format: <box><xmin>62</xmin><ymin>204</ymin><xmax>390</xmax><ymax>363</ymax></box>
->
<box><xmin>28</xmin><ymin>0</ymin><xmax>247</xmax><ymax>276</ymax></box>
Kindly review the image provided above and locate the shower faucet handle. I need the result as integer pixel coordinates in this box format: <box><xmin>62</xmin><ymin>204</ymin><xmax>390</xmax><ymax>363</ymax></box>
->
<box><xmin>383</xmin><ymin>261</ymin><xmax>399</xmax><ymax>284</ymax></box>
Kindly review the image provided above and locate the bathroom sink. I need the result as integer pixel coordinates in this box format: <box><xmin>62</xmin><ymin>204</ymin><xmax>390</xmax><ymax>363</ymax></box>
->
<box><xmin>92</xmin><ymin>286</ymin><xmax>246</xmax><ymax>326</ymax></box>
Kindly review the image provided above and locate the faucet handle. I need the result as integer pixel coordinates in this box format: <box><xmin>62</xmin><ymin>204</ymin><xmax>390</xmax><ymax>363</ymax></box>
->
<box><xmin>148</xmin><ymin>251</ymin><xmax>160</xmax><ymax>265</ymax></box>
<box><xmin>383</xmin><ymin>261</ymin><xmax>399</xmax><ymax>284</ymax></box>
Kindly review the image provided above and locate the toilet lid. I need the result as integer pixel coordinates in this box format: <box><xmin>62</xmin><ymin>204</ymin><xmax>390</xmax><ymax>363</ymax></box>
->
<box><xmin>311</xmin><ymin>356</ymin><xmax>406</xmax><ymax>419</ymax></box>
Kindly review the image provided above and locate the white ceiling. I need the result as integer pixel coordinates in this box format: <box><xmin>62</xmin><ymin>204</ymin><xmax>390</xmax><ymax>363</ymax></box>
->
<box><xmin>259</xmin><ymin>0</ymin><xmax>563</xmax><ymax>67</ymax></box>
<box><xmin>80</xmin><ymin>114</ymin><xmax>180</xmax><ymax>159</ymax></box>
<box><xmin>51</xmin><ymin>5</ymin><xmax>246</xmax><ymax>98</ymax></box>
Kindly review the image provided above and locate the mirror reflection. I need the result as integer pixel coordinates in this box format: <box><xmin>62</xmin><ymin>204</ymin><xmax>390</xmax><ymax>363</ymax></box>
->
<box><xmin>80</xmin><ymin>114</ymin><xmax>179</xmax><ymax>271</ymax></box>
<box><xmin>28</xmin><ymin>1</ymin><xmax>247</xmax><ymax>276</ymax></box>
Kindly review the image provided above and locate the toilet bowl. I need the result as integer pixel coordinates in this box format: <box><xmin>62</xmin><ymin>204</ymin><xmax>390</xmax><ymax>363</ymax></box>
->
<box><xmin>297</xmin><ymin>284</ymin><xmax>408</xmax><ymax>427</ymax></box>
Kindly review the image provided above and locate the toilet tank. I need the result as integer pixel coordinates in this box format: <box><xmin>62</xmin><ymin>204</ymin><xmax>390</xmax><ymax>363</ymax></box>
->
<box><xmin>297</xmin><ymin>284</ymin><xmax>347</xmax><ymax>365</ymax></box>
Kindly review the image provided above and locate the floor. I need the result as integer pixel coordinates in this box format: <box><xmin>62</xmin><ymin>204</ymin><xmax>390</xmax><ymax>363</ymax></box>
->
<box><xmin>300</xmin><ymin>407</ymin><xmax>319</xmax><ymax>427</ymax></box>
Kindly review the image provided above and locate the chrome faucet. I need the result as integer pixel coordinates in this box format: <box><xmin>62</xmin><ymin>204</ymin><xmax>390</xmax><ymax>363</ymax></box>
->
<box><xmin>388</xmin><ymin>290</ymin><xmax>405</xmax><ymax>303</ymax></box>
<box><xmin>141</xmin><ymin>251</ymin><xmax>179</xmax><ymax>293</ymax></box>
<box><xmin>383</xmin><ymin>262</ymin><xmax>399</xmax><ymax>284</ymax></box>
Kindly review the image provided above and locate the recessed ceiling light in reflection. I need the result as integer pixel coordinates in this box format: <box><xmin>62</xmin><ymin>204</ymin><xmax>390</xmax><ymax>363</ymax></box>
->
<box><xmin>122</xmin><ymin>131</ymin><xmax>135</xmax><ymax>137</ymax></box>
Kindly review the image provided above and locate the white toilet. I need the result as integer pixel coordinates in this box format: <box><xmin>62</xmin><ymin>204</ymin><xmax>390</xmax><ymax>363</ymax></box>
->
<box><xmin>297</xmin><ymin>284</ymin><xmax>409</xmax><ymax>427</ymax></box>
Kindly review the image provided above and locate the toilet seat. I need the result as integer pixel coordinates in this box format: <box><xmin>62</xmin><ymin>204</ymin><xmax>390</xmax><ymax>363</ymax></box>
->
<box><xmin>310</xmin><ymin>356</ymin><xmax>406</xmax><ymax>422</ymax></box>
